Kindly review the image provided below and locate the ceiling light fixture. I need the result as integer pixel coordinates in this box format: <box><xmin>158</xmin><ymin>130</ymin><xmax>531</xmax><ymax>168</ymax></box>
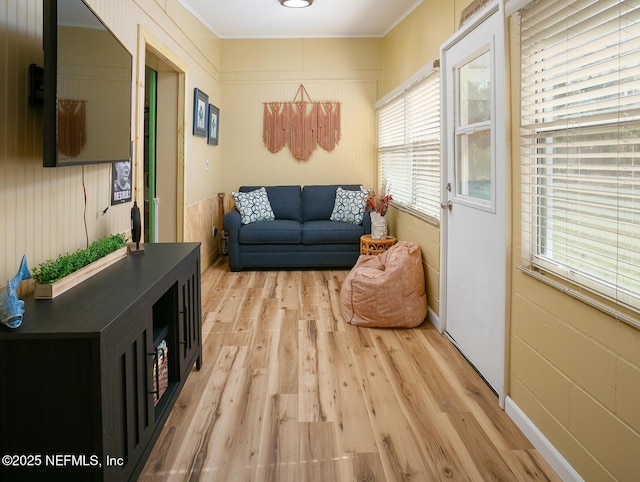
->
<box><xmin>280</xmin><ymin>0</ymin><xmax>313</xmax><ymax>8</ymax></box>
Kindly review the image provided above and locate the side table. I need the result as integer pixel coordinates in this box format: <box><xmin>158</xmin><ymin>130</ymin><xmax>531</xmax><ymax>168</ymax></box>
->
<box><xmin>360</xmin><ymin>234</ymin><xmax>397</xmax><ymax>255</ymax></box>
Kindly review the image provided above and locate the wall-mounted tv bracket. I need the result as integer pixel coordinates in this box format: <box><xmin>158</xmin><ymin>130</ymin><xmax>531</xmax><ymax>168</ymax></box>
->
<box><xmin>29</xmin><ymin>64</ymin><xmax>44</xmax><ymax>107</ymax></box>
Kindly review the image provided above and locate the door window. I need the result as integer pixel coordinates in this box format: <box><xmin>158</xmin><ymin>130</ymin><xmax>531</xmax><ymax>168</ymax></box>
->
<box><xmin>454</xmin><ymin>49</ymin><xmax>494</xmax><ymax>209</ymax></box>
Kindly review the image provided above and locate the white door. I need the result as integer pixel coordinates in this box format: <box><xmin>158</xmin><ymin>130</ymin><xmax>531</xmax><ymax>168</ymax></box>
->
<box><xmin>440</xmin><ymin>3</ymin><xmax>508</xmax><ymax>404</ymax></box>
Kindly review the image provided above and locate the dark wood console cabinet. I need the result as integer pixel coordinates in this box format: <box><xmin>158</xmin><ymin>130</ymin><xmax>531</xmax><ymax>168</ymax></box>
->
<box><xmin>0</xmin><ymin>243</ymin><xmax>202</xmax><ymax>481</ymax></box>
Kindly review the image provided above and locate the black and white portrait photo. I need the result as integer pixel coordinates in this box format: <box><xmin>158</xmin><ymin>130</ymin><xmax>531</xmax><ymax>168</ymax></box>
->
<box><xmin>111</xmin><ymin>160</ymin><xmax>132</xmax><ymax>205</ymax></box>
<box><xmin>193</xmin><ymin>88</ymin><xmax>209</xmax><ymax>137</ymax></box>
<box><xmin>197</xmin><ymin>100</ymin><xmax>206</xmax><ymax>130</ymax></box>
<box><xmin>208</xmin><ymin>104</ymin><xmax>219</xmax><ymax>146</ymax></box>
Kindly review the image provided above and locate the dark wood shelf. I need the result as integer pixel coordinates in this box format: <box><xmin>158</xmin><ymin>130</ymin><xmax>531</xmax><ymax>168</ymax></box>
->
<box><xmin>0</xmin><ymin>243</ymin><xmax>202</xmax><ymax>482</ymax></box>
<box><xmin>154</xmin><ymin>380</ymin><xmax>179</xmax><ymax>423</ymax></box>
<box><xmin>153</xmin><ymin>323</ymin><xmax>170</xmax><ymax>346</ymax></box>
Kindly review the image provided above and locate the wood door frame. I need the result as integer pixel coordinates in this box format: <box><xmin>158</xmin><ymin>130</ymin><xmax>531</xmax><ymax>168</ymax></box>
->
<box><xmin>438</xmin><ymin>0</ymin><xmax>512</xmax><ymax>407</ymax></box>
<box><xmin>135</xmin><ymin>26</ymin><xmax>187</xmax><ymax>242</ymax></box>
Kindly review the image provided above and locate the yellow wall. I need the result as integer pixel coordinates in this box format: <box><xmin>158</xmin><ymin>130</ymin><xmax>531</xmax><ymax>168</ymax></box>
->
<box><xmin>507</xmin><ymin>15</ymin><xmax>640</xmax><ymax>482</ymax></box>
<box><xmin>379</xmin><ymin>0</ymin><xmax>469</xmax><ymax>316</ymax></box>
<box><xmin>219</xmin><ymin>38</ymin><xmax>381</xmax><ymax>192</ymax></box>
<box><xmin>4</xmin><ymin>0</ymin><xmax>639</xmax><ymax>479</ymax></box>
<box><xmin>380</xmin><ymin>1</ymin><xmax>454</xmax><ymax>98</ymax></box>
<box><xmin>382</xmin><ymin>2</ymin><xmax>640</xmax><ymax>480</ymax></box>
<box><xmin>0</xmin><ymin>0</ymin><xmax>223</xmax><ymax>282</ymax></box>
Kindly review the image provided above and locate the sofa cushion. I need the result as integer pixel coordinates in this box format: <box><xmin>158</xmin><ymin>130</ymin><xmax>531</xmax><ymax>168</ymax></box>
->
<box><xmin>330</xmin><ymin>187</ymin><xmax>369</xmax><ymax>224</ymax></box>
<box><xmin>241</xmin><ymin>185</ymin><xmax>302</xmax><ymax>221</ymax></box>
<box><xmin>301</xmin><ymin>184</ymin><xmax>363</xmax><ymax>222</ymax></box>
<box><xmin>238</xmin><ymin>219</ymin><xmax>302</xmax><ymax>244</ymax></box>
<box><xmin>302</xmin><ymin>220</ymin><xmax>364</xmax><ymax>244</ymax></box>
<box><xmin>232</xmin><ymin>187</ymin><xmax>275</xmax><ymax>225</ymax></box>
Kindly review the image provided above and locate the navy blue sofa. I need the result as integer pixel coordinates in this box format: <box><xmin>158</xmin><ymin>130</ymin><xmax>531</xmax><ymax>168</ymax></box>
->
<box><xmin>223</xmin><ymin>185</ymin><xmax>371</xmax><ymax>271</ymax></box>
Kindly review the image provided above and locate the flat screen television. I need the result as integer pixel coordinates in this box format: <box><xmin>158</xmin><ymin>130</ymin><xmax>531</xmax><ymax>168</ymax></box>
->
<box><xmin>43</xmin><ymin>0</ymin><xmax>132</xmax><ymax>167</ymax></box>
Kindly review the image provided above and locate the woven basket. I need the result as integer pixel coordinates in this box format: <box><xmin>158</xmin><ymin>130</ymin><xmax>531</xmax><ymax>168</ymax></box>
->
<box><xmin>153</xmin><ymin>340</ymin><xmax>169</xmax><ymax>406</ymax></box>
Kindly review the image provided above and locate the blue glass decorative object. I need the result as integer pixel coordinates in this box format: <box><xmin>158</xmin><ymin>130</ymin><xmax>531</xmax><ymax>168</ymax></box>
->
<box><xmin>0</xmin><ymin>255</ymin><xmax>32</xmax><ymax>328</ymax></box>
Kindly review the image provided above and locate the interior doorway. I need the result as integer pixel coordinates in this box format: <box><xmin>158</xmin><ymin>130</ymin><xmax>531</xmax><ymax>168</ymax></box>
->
<box><xmin>440</xmin><ymin>2</ymin><xmax>509</xmax><ymax>406</ymax></box>
<box><xmin>144</xmin><ymin>58</ymin><xmax>180</xmax><ymax>242</ymax></box>
<box><xmin>136</xmin><ymin>27</ymin><xmax>186</xmax><ymax>244</ymax></box>
<box><xmin>144</xmin><ymin>66</ymin><xmax>157</xmax><ymax>242</ymax></box>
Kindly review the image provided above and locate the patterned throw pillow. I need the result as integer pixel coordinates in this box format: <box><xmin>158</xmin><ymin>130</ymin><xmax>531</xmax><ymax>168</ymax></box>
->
<box><xmin>330</xmin><ymin>187</ymin><xmax>369</xmax><ymax>224</ymax></box>
<box><xmin>231</xmin><ymin>187</ymin><xmax>276</xmax><ymax>225</ymax></box>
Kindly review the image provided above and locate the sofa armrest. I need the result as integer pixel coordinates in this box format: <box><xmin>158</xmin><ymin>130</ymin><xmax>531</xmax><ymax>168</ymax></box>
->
<box><xmin>223</xmin><ymin>209</ymin><xmax>241</xmax><ymax>233</ymax></box>
<box><xmin>223</xmin><ymin>209</ymin><xmax>242</xmax><ymax>270</ymax></box>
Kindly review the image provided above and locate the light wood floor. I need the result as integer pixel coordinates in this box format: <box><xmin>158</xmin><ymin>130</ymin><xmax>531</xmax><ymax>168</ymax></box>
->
<box><xmin>140</xmin><ymin>259</ymin><xmax>560</xmax><ymax>481</ymax></box>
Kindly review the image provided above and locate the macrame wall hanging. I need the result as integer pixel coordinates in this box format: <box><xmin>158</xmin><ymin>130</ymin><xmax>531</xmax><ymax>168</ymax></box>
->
<box><xmin>57</xmin><ymin>99</ymin><xmax>87</xmax><ymax>157</ymax></box>
<box><xmin>263</xmin><ymin>84</ymin><xmax>340</xmax><ymax>161</ymax></box>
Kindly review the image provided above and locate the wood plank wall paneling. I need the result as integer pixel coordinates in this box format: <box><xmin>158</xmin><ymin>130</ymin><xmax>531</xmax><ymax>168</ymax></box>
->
<box><xmin>186</xmin><ymin>196</ymin><xmax>218</xmax><ymax>270</ymax></box>
<box><xmin>221</xmin><ymin>81</ymin><xmax>378</xmax><ymax>193</ymax></box>
<box><xmin>0</xmin><ymin>0</ymin><xmax>131</xmax><ymax>284</ymax></box>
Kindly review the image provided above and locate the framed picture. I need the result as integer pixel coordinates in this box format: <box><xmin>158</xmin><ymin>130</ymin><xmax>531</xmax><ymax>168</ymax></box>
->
<box><xmin>207</xmin><ymin>104</ymin><xmax>219</xmax><ymax>146</ymax></box>
<box><xmin>193</xmin><ymin>88</ymin><xmax>208</xmax><ymax>137</ymax></box>
<box><xmin>111</xmin><ymin>160</ymin><xmax>132</xmax><ymax>205</ymax></box>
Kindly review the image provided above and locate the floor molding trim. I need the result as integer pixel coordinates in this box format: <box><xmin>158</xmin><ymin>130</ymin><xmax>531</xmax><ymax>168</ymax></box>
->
<box><xmin>505</xmin><ymin>396</ymin><xmax>584</xmax><ymax>482</ymax></box>
<box><xmin>427</xmin><ymin>306</ymin><xmax>441</xmax><ymax>331</ymax></box>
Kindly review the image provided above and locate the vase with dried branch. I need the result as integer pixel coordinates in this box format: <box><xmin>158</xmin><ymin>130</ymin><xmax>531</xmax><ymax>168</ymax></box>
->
<box><xmin>367</xmin><ymin>181</ymin><xmax>393</xmax><ymax>240</ymax></box>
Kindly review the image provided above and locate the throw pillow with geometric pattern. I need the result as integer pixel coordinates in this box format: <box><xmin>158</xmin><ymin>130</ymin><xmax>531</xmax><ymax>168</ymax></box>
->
<box><xmin>231</xmin><ymin>187</ymin><xmax>276</xmax><ymax>225</ymax></box>
<box><xmin>330</xmin><ymin>187</ymin><xmax>369</xmax><ymax>224</ymax></box>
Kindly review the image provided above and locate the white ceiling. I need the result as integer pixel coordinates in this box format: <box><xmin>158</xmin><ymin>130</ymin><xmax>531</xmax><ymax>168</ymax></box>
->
<box><xmin>178</xmin><ymin>0</ymin><xmax>424</xmax><ymax>39</ymax></box>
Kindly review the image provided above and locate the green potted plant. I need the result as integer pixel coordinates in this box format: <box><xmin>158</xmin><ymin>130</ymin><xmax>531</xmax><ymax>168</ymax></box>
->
<box><xmin>33</xmin><ymin>233</ymin><xmax>128</xmax><ymax>299</ymax></box>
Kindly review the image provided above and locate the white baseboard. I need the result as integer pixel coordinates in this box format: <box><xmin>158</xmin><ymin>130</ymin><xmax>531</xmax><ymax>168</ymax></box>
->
<box><xmin>505</xmin><ymin>397</ymin><xmax>584</xmax><ymax>482</ymax></box>
<box><xmin>427</xmin><ymin>306</ymin><xmax>441</xmax><ymax>331</ymax></box>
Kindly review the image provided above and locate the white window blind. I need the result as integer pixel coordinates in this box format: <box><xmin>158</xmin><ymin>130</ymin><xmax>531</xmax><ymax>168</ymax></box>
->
<box><xmin>377</xmin><ymin>64</ymin><xmax>441</xmax><ymax>222</ymax></box>
<box><xmin>520</xmin><ymin>0</ymin><xmax>640</xmax><ymax>324</ymax></box>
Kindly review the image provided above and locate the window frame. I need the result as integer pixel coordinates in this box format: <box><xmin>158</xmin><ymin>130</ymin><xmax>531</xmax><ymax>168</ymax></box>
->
<box><xmin>375</xmin><ymin>60</ymin><xmax>441</xmax><ymax>225</ymax></box>
<box><xmin>517</xmin><ymin>0</ymin><xmax>640</xmax><ymax>327</ymax></box>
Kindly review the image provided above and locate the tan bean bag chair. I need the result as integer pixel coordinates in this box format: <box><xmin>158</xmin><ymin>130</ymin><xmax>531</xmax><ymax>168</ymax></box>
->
<box><xmin>340</xmin><ymin>241</ymin><xmax>427</xmax><ymax>328</ymax></box>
